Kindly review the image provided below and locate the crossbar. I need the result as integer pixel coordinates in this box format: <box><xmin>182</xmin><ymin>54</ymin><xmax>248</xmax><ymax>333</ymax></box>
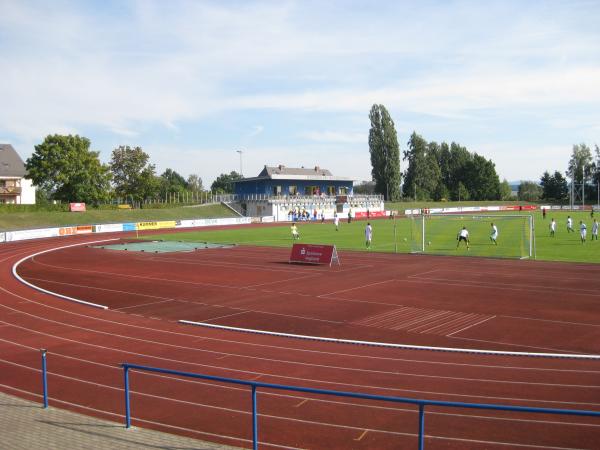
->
<box><xmin>121</xmin><ymin>362</ymin><xmax>600</xmax><ymax>450</ymax></box>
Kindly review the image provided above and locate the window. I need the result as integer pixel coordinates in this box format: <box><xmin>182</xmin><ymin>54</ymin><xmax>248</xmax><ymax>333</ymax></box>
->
<box><xmin>339</xmin><ymin>186</ymin><xmax>348</xmax><ymax>194</ymax></box>
<box><xmin>304</xmin><ymin>186</ymin><xmax>319</xmax><ymax>195</ymax></box>
<box><xmin>327</xmin><ymin>186</ymin><xmax>335</xmax><ymax>195</ymax></box>
<box><xmin>289</xmin><ymin>185</ymin><xmax>298</xmax><ymax>195</ymax></box>
<box><xmin>272</xmin><ymin>185</ymin><xmax>282</xmax><ymax>195</ymax></box>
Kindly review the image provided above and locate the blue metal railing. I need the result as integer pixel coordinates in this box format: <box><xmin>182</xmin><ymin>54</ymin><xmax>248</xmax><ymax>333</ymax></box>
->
<box><xmin>121</xmin><ymin>362</ymin><xmax>600</xmax><ymax>450</ymax></box>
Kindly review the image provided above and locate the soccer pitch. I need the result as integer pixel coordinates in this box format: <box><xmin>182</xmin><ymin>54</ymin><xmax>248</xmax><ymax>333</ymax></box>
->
<box><xmin>147</xmin><ymin>210</ymin><xmax>600</xmax><ymax>263</ymax></box>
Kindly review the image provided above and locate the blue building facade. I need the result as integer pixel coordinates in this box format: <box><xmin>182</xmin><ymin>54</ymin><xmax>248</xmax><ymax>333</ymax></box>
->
<box><xmin>234</xmin><ymin>165</ymin><xmax>353</xmax><ymax>198</ymax></box>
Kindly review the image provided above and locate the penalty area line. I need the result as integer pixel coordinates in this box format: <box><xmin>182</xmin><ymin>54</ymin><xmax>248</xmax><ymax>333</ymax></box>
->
<box><xmin>178</xmin><ymin>320</ymin><xmax>600</xmax><ymax>360</ymax></box>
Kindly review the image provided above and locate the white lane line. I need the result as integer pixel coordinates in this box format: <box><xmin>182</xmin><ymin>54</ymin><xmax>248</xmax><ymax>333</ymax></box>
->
<box><xmin>320</xmin><ymin>279</ymin><xmax>396</xmax><ymax>297</ymax></box>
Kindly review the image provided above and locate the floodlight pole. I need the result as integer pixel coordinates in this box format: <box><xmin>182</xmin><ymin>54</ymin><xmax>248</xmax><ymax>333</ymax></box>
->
<box><xmin>236</xmin><ymin>150</ymin><xmax>243</xmax><ymax>176</ymax></box>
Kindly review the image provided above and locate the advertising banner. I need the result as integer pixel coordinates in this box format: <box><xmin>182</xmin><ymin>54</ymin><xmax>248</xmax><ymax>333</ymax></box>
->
<box><xmin>94</xmin><ymin>223</ymin><xmax>124</xmax><ymax>233</ymax></box>
<box><xmin>69</xmin><ymin>203</ymin><xmax>86</xmax><ymax>212</ymax></box>
<box><xmin>5</xmin><ymin>227</ymin><xmax>61</xmax><ymax>242</ymax></box>
<box><xmin>289</xmin><ymin>243</ymin><xmax>340</xmax><ymax>266</ymax></box>
<box><xmin>0</xmin><ymin>232</ymin><xmax>5</xmax><ymax>243</ymax></box>
<box><xmin>123</xmin><ymin>223</ymin><xmax>137</xmax><ymax>231</ymax></box>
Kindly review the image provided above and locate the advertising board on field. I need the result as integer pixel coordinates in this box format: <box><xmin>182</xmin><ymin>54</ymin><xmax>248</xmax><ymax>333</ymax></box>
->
<box><xmin>0</xmin><ymin>232</ymin><xmax>5</xmax><ymax>243</ymax></box>
<box><xmin>69</xmin><ymin>202</ymin><xmax>86</xmax><ymax>212</ymax></box>
<box><xmin>123</xmin><ymin>223</ymin><xmax>137</xmax><ymax>231</ymax></box>
<box><xmin>289</xmin><ymin>243</ymin><xmax>340</xmax><ymax>266</ymax></box>
<box><xmin>5</xmin><ymin>227</ymin><xmax>61</xmax><ymax>242</ymax></box>
<box><xmin>94</xmin><ymin>223</ymin><xmax>124</xmax><ymax>233</ymax></box>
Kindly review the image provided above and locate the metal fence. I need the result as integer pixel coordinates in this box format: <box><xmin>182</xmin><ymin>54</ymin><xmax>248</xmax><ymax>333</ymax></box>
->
<box><xmin>121</xmin><ymin>362</ymin><xmax>600</xmax><ymax>450</ymax></box>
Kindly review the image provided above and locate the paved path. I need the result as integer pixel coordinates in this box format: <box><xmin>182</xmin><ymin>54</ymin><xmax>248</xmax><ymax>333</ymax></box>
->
<box><xmin>0</xmin><ymin>391</ymin><xmax>242</xmax><ymax>450</ymax></box>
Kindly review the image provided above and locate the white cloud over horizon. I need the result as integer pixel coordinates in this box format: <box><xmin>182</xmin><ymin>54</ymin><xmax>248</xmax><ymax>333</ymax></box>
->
<box><xmin>1</xmin><ymin>0</ymin><xmax>599</xmax><ymax>185</ymax></box>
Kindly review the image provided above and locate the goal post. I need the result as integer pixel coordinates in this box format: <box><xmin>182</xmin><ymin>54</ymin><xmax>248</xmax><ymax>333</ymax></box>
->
<box><xmin>410</xmin><ymin>214</ymin><xmax>535</xmax><ymax>259</ymax></box>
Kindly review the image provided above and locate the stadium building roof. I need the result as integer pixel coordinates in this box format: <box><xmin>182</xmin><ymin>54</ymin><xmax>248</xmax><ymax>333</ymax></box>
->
<box><xmin>241</xmin><ymin>165</ymin><xmax>353</xmax><ymax>182</ymax></box>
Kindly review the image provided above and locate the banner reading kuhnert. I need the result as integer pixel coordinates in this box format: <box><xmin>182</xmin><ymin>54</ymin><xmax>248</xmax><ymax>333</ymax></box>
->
<box><xmin>289</xmin><ymin>243</ymin><xmax>340</xmax><ymax>266</ymax></box>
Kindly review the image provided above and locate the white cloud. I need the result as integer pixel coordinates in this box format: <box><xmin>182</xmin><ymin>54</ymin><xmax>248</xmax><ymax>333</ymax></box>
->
<box><xmin>300</xmin><ymin>130</ymin><xmax>366</xmax><ymax>144</ymax></box>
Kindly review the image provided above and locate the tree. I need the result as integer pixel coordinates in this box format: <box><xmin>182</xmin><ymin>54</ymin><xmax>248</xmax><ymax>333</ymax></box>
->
<box><xmin>568</xmin><ymin>143</ymin><xmax>594</xmax><ymax>184</ymax></box>
<box><xmin>353</xmin><ymin>181</ymin><xmax>376</xmax><ymax>195</ymax></box>
<box><xmin>211</xmin><ymin>171</ymin><xmax>243</xmax><ymax>194</ymax></box>
<box><xmin>463</xmin><ymin>154</ymin><xmax>501</xmax><ymax>200</ymax></box>
<box><xmin>518</xmin><ymin>181</ymin><xmax>542</xmax><ymax>202</ymax></box>
<box><xmin>402</xmin><ymin>133</ymin><xmax>442</xmax><ymax>200</ymax></box>
<box><xmin>368</xmin><ymin>104</ymin><xmax>401</xmax><ymax>201</ymax></box>
<box><xmin>160</xmin><ymin>168</ymin><xmax>188</xmax><ymax>195</ymax></box>
<box><xmin>540</xmin><ymin>171</ymin><xmax>568</xmax><ymax>201</ymax></box>
<box><xmin>25</xmin><ymin>134</ymin><xmax>111</xmax><ymax>204</ymax></box>
<box><xmin>187</xmin><ymin>174</ymin><xmax>203</xmax><ymax>192</ymax></box>
<box><xmin>499</xmin><ymin>179</ymin><xmax>512</xmax><ymax>200</ymax></box>
<box><xmin>109</xmin><ymin>146</ymin><xmax>159</xmax><ymax>203</ymax></box>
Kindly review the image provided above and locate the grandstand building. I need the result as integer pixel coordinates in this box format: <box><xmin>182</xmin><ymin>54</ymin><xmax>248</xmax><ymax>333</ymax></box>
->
<box><xmin>232</xmin><ymin>164</ymin><xmax>385</xmax><ymax>221</ymax></box>
<box><xmin>0</xmin><ymin>144</ymin><xmax>35</xmax><ymax>205</ymax></box>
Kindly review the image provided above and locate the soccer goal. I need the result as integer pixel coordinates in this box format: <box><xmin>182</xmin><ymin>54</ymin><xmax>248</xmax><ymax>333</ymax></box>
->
<box><xmin>410</xmin><ymin>214</ymin><xmax>535</xmax><ymax>259</ymax></box>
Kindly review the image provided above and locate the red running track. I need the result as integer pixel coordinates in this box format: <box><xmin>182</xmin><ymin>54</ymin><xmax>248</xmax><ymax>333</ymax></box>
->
<box><xmin>2</xmin><ymin>232</ymin><xmax>600</xmax><ymax>449</ymax></box>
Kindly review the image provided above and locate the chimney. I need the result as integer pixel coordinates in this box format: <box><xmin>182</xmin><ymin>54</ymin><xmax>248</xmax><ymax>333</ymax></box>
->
<box><xmin>278</xmin><ymin>164</ymin><xmax>284</xmax><ymax>170</ymax></box>
<box><xmin>314</xmin><ymin>166</ymin><xmax>320</xmax><ymax>172</ymax></box>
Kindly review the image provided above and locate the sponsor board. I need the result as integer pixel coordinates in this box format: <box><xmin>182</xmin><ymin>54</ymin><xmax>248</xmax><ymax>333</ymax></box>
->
<box><xmin>59</xmin><ymin>227</ymin><xmax>77</xmax><ymax>236</ymax></box>
<box><xmin>5</xmin><ymin>227</ymin><xmax>61</xmax><ymax>242</ymax></box>
<box><xmin>69</xmin><ymin>202</ymin><xmax>86</xmax><ymax>212</ymax></box>
<box><xmin>94</xmin><ymin>223</ymin><xmax>124</xmax><ymax>233</ymax></box>
<box><xmin>354</xmin><ymin>211</ymin><xmax>388</xmax><ymax>219</ymax></box>
<box><xmin>289</xmin><ymin>243</ymin><xmax>340</xmax><ymax>266</ymax></box>
<box><xmin>0</xmin><ymin>232</ymin><xmax>5</xmax><ymax>243</ymax></box>
<box><xmin>123</xmin><ymin>223</ymin><xmax>137</xmax><ymax>231</ymax></box>
<box><xmin>175</xmin><ymin>217</ymin><xmax>252</xmax><ymax>228</ymax></box>
<box><xmin>261</xmin><ymin>216</ymin><xmax>275</xmax><ymax>223</ymax></box>
<box><xmin>76</xmin><ymin>225</ymin><xmax>93</xmax><ymax>234</ymax></box>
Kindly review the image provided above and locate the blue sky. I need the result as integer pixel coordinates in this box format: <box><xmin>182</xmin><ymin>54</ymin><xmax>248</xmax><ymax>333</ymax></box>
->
<box><xmin>1</xmin><ymin>0</ymin><xmax>599</xmax><ymax>186</ymax></box>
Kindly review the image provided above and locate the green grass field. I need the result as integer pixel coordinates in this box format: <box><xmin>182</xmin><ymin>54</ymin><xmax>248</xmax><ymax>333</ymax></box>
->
<box><xmin>147</xmin><ymin>210</ymin><xmax>600</xmax><ymax>264</ymax></box>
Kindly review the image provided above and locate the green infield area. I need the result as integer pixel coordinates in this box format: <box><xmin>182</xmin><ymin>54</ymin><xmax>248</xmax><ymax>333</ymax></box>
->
<box><xmin>146</xmin><ymin>210</ymin><xmax>600</xmax><ymax>263</ymax></box>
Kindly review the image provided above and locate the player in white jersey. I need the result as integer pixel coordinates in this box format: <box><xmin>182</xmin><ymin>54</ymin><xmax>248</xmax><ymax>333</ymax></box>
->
<box><xmin>592</xmin><ymin>219</ymin><xmax>598</xmax><ymax>241</ymax></box>
<box><xmin>580</xmin><ymin>221</ymin><xmax>587</xmax><ymax>243</ymax></box>
<box><xmin>549</xmin><ymin>218</ymin><xmax>556</xmax><ymax>237</ymax></box>
<box><xmin>365</xmin><ymin>222</ymin><xmax>373</xmax><ymax>249</ymax></box>
<box><xmin>567</xmin><ymin>216</ymin><xmax>574</xmax><ymax>233</ymax></box>
<box><xmin>490</xmin><ymin>223</ymin><xmax>498</xmax><ymax>245</ymax></box>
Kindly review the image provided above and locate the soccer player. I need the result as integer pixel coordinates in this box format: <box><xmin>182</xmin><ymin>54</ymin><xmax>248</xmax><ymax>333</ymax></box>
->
<box><xmin>592</xmin><ymin>219</ymin><xmax>599</xmax><ymax>241</ymax></box>
<box><xmin>457</xmin><ymin>226</ymin><xmax>470</xmax><ymax>250</ymax></box>
<box><xmin>291</xmin><ymin>223</ymin><xmax>300</xmax><ymax>240</ymax></box>
<box><xmin>333</xmin><ymin>213</ymin><xmax>340</xmax><ymax>231</ymax></box>
<box><xmin>580</xmin><ymin>220</ymin><xmax>587</xmax><ymax>243</ymax></box>
<box><xmin>567</xmin><ymin>216</ymin><xmax>574</xmax><ymax>233</ymax></box>
<box><xmin>365</xmin><ymin>222</ymin><xmax>373</xmax><ymax>249</ymax></box>
<box><xmin>490</xmin><ymin>222</ymin><xmax>498</xmax><ymax>245</ymax></box>
<box><xmin>549</xmin><ymin>218</ymin><xmax>556</xmax><ymax>237</ymax></box>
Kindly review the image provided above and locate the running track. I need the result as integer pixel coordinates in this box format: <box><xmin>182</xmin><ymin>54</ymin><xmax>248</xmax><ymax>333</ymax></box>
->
<box><xmin>2</xmin><ymin>232</ymin><xmax>600</xmax><ymax>449</ymax></box>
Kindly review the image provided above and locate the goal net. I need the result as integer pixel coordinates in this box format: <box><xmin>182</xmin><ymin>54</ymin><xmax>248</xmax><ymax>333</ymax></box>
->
<box><xmin>410</xmin><ymin>214</ymin><xmax>535</xmax><ymax>259</ymax></box>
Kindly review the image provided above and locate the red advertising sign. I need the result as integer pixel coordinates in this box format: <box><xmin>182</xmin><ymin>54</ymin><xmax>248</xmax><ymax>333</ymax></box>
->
<box><xmin>354</xmin><ymin>211</ymin><xmax>388</xmax><ymax>219</ymax></box>
<box><xmin>69</xmin><ymin>203</ymin><xmax>86</xmax><ymax>212</ymax></box>
<box><xmin>289</xmin><ymin>243</ymin><xmax>340</xmax><ymax>266</ymax></box>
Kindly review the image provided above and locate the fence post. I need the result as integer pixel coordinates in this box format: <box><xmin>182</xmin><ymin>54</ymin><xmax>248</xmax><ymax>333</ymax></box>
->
<box><xmin>123</xmin><ymin>365</ymin><xmax>131</xmax><ymax>428</ymax></box>
<box><xmin>40</xmin><ymin>349</ymin><xmax>48</xmax><ymax>408</ymax></box>
<box><xmin>252</xmin><ymin>385</ymin><xmax>258</xmax><ymax>450</ymax></box>
<box><xmin>418</xmin><ymin>404</ymin><xmax>425</xmax><ymax>450</ymax></box>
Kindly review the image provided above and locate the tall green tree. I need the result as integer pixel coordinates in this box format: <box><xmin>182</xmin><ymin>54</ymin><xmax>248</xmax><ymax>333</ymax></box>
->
<box><xmin>109</xmin><ymin>146</ymin><xmax>159</xmax><ymax>203</ymax></box>
<box><xmin>518</xmin><ymin>181</ymin><xmax>542</xmax><ymax>201</ymax></box>
<box><xmin>25</xmin><ymin>134</ymin><xmax>111</xmax><ymax>204</ymax></box>
<box><xmin>499</xmin><ymin>179</ymin><xmax>513</xmax><ymax>200</ymax></box>
<box><xmin>568</xmin><ymin>143</ymin><xmax>594</xmax><ymax>183</ymax></box>
<box><xmin>464</xmin><ymin>154</ymin><xmax>501</xmax><ymax>200</ymax></box>
<box><xmin>160</xmin><ymin>168</ymin><xmax>188</xmax><ymax>195</ymax></box>
<box><xmin>403</xmin><ymin>133</ymin><xmax>443</xmax><ymax>200</ymax></box>
<box><xmin>211</xmin><ymin>171</ymin><xmax>243</xmax><ymax>194</ymax></box>
<box><xmin>368</xmin><ymin>104</ymin><xmax>401</xmax><ymax>200</ymax></box>
<box><xmin>540</xmin><ymin>171</ymin><xmax>568</xmax><ymax>201</ymax></box>
<box><xmin>187</xmin><ymin>174</ymin><xmax>204</xmax><ymax>192</ymax></box>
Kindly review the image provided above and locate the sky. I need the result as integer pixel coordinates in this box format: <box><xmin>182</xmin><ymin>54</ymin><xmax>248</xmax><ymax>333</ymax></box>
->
<box><xmin>1</xmin><ymin>0</ymin><xmax>599</xmax><ymax>186</ymax></box>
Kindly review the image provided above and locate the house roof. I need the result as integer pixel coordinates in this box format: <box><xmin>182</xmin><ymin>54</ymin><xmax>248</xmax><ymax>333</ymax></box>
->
<box><xmin>238</xmin><ymin>165</ymin><xmax>353</xmax><ymax>183</ymax></box>
<box><xmin>0</xmin><ymin>144</ymin><xmax>26</xmax><ymax>177</ymax></box>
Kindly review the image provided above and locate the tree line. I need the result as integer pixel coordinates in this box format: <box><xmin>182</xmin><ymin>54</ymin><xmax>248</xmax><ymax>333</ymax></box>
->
<box><xmin>368</xmin><ymin>104</ymin><xmax>509</xmax><ymax>201</ymax></box>
<box><xmin>520</xmin><ymin>143</ymin><xmax>600</xmax><ymax>202</ymax></box>
<box><xmin>25</xmin><ymin>134</ymin><xmax>242</xmax><ymax>206</ymax></box>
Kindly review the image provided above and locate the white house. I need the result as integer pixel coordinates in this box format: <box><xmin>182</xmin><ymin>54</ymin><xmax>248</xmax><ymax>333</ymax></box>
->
<box><xmin>0</xmin><ymin>144</ymin><xmax>35</xmax><ymax>204</ymax></box>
